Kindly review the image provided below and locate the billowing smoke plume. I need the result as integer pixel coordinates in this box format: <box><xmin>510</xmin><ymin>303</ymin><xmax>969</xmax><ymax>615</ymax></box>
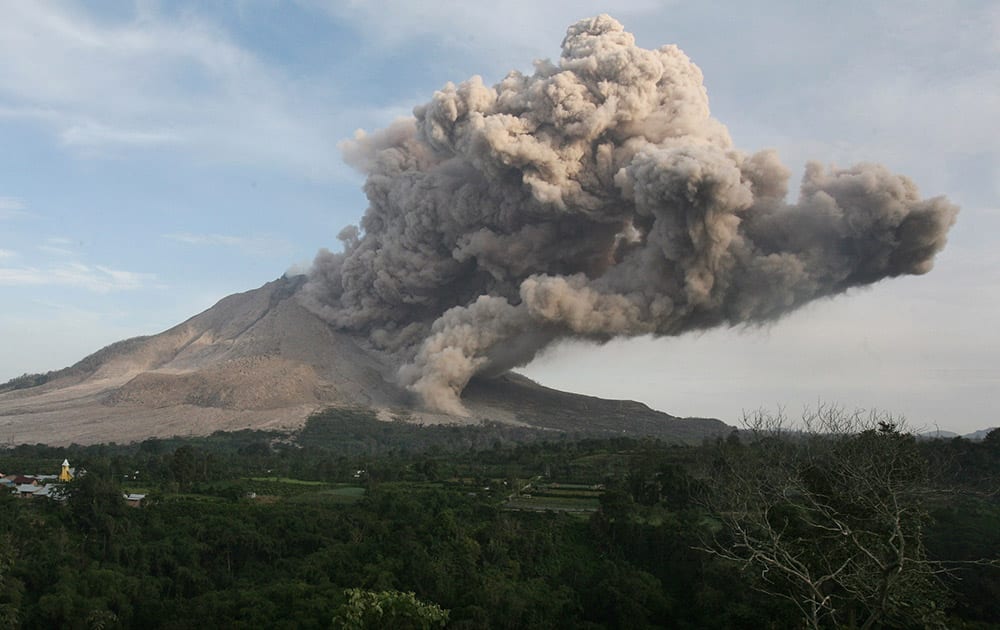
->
<box><xmin>300</xmin><ymin>15</ymin><xmax>958</xmax><ymax>414</ymax></box>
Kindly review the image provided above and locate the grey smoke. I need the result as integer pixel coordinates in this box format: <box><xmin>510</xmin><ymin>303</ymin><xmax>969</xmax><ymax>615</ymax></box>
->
<box><xmin>300</xmin><ymin>15</ymin><xmax>958</xmax><ymax>415</ymax></box>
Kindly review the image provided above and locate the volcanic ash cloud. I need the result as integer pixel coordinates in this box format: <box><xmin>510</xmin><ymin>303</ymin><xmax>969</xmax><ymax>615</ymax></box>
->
<box><xmin>300</xmin><ymin>14</ymin><xmax>958</xmax><ymax>414</ymax></box>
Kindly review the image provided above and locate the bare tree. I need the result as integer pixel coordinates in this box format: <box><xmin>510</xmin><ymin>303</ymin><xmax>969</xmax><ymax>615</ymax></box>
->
<box><xmin>699</xmin><ymin>404</ymin><xmax>950</xmax><ymax>629</ymax></box>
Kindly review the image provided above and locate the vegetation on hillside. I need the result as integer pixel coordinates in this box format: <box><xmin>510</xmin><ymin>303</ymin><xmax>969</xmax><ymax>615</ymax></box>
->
<box><xmin>0</xmin><ymin>372</ymin><xmax>50</xmax><ymax>393</ymax></box>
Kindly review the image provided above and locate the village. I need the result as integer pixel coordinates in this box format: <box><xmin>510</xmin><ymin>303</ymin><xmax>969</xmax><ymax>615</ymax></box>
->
<box><xmin>0</xmin><ymin>459</ymin><xmax>146</xmax><ymax>506</ymax></box>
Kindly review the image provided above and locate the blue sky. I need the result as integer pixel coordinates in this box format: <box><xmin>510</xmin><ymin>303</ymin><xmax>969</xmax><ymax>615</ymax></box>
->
<box><xmin>1</xmin><ymin>1</ymin><xmax>997</xmax><ymax>432</ymax></box>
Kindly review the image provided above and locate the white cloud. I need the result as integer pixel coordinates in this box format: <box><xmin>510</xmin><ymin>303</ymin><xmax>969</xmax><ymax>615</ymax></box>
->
<box><xmin>162</xmin><ymin>232</ymin><xmax>292</xmax><ymax>255</ymax></box>
<box><xmin>0</xmin><ymin>197</ymin><xmax>24</xmax><ymax>210</ymax></box>
<box><xmin>0</xmin><ymin>3</ymin><xmax>343</xmax><ymax>177</ymax></box>
<box><xmin>0</xmin><ymin>197</ymin><xmax>28</xmax><ymax>219</ymax></box>
<box><xmin>38</xmin><ymin>246</ymin><xmax>74</xmax><ymax>257</ymax></box>
<box><xmin>0</xmin><ymin>262</ymin><xmax>154</xmax><ymax>293</ymax></box>
<box><xmin>61</xmin><ymin>121</ymin><xmax>182</xmax><ymax>149</ymax></box>
<box><xmin>0</xmin><ymin>249</ymin><xmax>16</xmax><ymax>259</ymax></box>
<box><xmin>37</xmin><ymin>237</ymin><xmax>77</xmax><ymax>257</ymax></box>
<box><xmin>164</xmin><ymin>232</ymin><xmax>249</xmax><ymax>247</ymax></box>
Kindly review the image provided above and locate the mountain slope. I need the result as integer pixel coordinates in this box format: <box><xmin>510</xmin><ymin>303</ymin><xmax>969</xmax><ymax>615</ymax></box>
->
<box><xmin>0</xmin><ymin>276</ymin><xmax>730</xmax><ymax>445</ymax></box>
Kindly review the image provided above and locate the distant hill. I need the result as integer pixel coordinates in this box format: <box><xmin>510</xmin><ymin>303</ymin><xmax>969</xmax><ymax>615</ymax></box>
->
<box><xmin>919</xmin><ymin>428</ymin><xmax>998</xmax><ymax>441</ymax></box>
<box><xmin>962</xmin><ymin>428</ymin><xmax>999</xmax><ymax>442</ymax></box>
<box><xmin>0</xmin><ymin>276</ymin><xmax>730</xmax><ymax>446</ymax></box>
<box><xmin>919</xmin><ymin>430</ymin><xmax>960</xmax><ymax>439</ymax></box>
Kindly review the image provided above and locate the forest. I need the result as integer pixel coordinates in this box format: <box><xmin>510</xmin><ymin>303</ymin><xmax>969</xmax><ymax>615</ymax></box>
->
<box><xmin>1</xmin><ymin>406</ymin><xmax>998</xmax><ymax>629</ymax></box>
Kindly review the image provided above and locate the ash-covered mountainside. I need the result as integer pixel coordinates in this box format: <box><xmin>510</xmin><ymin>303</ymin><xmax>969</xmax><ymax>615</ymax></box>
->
<box><xmin>0</xmin><ymin>276</ymin><xmax>729</xmax><ymax>445</ymax></box>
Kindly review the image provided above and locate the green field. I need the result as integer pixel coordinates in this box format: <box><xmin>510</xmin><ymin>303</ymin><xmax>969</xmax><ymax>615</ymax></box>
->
<box><xmin>285</xmin><ymin>485</ymin><xmax>366</xmax><ymax>505</ymax></box>
<box><xmin>505</xmin><ymin>481</ymin><xmax>602</xmax><ymax>512</ymax></box>
<box><xmin>247</xmin><ymin>476</ymin><xmax>325</xmax><ymax>485</ymax></box>
<box><xmin>505</xmin><ymin>495</ymin><xmax>600</xmax><ymax>512</ymax></box>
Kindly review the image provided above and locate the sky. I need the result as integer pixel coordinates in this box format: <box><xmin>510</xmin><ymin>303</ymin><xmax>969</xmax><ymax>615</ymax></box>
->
<box><xmin>0</xmin><ymin>1</ymin><xmax>997</xmax><ymax>433</ymax></box>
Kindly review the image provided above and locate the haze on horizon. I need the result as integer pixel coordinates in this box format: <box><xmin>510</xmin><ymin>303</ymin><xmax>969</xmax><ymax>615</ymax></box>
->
<box><xmin>1</xmin><ymin>2</ymin><xmax>997</xmax><ymax>434</ymax></box>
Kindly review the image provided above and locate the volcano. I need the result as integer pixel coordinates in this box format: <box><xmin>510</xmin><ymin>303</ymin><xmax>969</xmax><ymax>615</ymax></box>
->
<box><xmin>0</xmin><ymin>276</ymin><xmax>729</xmax><ymax>446</ymax></box>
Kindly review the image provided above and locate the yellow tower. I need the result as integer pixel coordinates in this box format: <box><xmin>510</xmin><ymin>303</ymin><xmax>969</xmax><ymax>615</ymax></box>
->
<box><xmin>59</xmin><ymin>459</ymin><xmax>73</xmax><ymax>482</ymax></box>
